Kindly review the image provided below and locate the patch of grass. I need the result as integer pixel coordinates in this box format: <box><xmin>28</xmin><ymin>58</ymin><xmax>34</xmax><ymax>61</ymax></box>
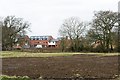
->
<box><xmin>1</xmin><ymin>51</ymin><xmax>80</xmax><ymax>58</ymax></box>
<box><xmin>0</xmin><ymin>75</ymin><xmax>31</xmax><ymax>80</ymax></box>
<box><xmin>80</xmin><ymin>52</ymin><xmax>119</xmax><ymax>56</ymax></box>
<box><xmin>1</xmin><ymin>51</ymin><xmax>119</xmax><ymax>58</ymax></box>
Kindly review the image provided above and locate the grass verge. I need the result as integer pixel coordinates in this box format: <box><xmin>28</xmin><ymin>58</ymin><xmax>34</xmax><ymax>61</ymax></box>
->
<box><xmin>0</xmin><ymin>75</ymin><xmax>31</xmax><ymax>80</ymax></box>
<box><xmin>0</xmin><ymin>51</ymin><xmax>119</xmax><ymax>58</ymax></box>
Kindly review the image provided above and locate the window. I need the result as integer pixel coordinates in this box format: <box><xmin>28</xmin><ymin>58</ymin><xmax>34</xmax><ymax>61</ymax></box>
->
<box><xmin>37</xmin><ymin>38</ymin><xmax>39</xmax><ymax>40</ymax></box>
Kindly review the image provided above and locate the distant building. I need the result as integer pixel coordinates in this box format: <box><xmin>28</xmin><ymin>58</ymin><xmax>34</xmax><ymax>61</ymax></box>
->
<box><xmin>91</xmin><ymin>40</ymin><xmax>102</xmax><ymax>48</ymax></box>
<box><xmin>13</xmin><ymin>35</ymin><xmax>30</xmax><ymax>49</ymax></box>
<box><xmin>29</xmin><ymin>36</ymin><xmax>53</xmax><ymax>48</ymax></box>
<box><xmin>13</xmin><ymin>35</ymin><xmax>61</xmax><ymax>49</ymax></box>
<box><xmin>48</xmin><ymin>39</ymin><xmax>60</xmax><ymax>48</ymax></box>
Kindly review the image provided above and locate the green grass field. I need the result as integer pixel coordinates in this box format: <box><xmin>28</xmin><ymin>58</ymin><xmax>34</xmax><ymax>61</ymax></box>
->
<box><xmin>0</xmin><ymin>51</ymin><xmax>119</xmax><ymax>58</ymax></box>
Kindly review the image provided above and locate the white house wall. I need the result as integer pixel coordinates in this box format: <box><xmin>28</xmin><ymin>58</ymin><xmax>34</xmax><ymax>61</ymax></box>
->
<box><xmin>48</xmin><ymin>42</ymin><xmax>56</xmax><ymax>45</ymax></box>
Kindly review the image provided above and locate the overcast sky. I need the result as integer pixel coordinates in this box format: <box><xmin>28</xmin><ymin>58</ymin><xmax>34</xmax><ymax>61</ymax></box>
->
<box><xmin>0</xmin><ymin>0</ymin><xmax>119</xmax><ymax>38</ymax></box>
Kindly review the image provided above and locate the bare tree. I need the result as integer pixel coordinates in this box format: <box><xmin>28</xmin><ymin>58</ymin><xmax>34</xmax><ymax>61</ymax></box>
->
<box><xmin>59</xmin><ymin>17</ymin><xmax>86</xmax><ymax>39</ymax></box>
<box><xmin>59</xmin><ymin>17</ymin><xmax>86</xmax><ymax>51</ymax></box>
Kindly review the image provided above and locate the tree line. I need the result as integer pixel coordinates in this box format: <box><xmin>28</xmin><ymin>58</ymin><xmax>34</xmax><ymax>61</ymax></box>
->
<box><xmin>1</xmin><ymin>10</ymin><xmax>120</xmax><ymax>52</ymax></box>
<box><xmin>59</xmin><ymin>11</ymin><xmax>119</xmax><ymax>52</ymax></box>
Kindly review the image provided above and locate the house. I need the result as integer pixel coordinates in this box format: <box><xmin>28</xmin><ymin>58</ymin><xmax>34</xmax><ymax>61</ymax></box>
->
<box><xmin>13</xmin><ymin>35</ymin><xmax>30</xmax><ymax>49</ymax></box>
<box><xmin>48</xmin><ymin>39</ymin><xmax>60</xmax><ymax>48</ymax></box>
<box><xmin>91</xmin><ymin>40</ymin><xmax>102</xmax><ymax>48</ymax></box>
<box><xmin>29</xmin><ymin>36</ymin><xmax>53</xmax><ymax>48</ymax></box>
<box><xmin>13</xmin><ymin>35</ymin><xmax>62</xmax><ymax>49</ymax></box>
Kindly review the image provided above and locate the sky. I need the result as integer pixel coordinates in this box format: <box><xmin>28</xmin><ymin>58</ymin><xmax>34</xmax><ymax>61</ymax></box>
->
<box><xmin>0</xmin><ymin>0</ymin><xmax>119</xmax><ymax>38</ymax></box>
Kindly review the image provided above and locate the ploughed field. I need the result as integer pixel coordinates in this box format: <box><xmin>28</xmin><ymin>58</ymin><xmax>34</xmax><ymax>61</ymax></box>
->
<box><xmin>2</xmin><ymin>53</ymin><xmax>119</xmax><ymax>80</ymax></box>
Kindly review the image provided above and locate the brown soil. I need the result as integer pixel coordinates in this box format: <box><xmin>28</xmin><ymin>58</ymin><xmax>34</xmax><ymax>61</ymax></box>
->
<box><xmin>2</xmin><ymin>54</ymin><xmax>119</xmax><ymax>80</ymax></box>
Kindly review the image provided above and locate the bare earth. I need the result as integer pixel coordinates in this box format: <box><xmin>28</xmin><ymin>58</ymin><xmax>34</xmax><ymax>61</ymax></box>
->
<box><xmin>2</xmin><ymin>54</ymin><xmax>119</xmax><ymax>80</ymax></box>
